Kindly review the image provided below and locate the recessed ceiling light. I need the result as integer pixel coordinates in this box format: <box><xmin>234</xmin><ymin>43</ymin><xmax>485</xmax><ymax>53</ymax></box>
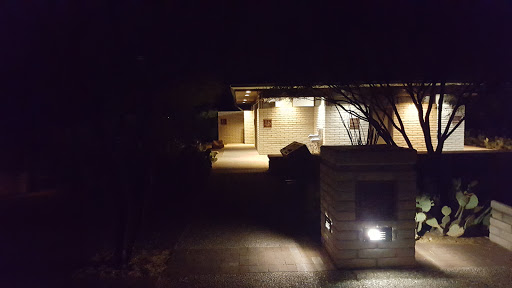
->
<box><xmin>245</xmin><ymin>94</ymin><xmax>249</xmax><ymax>97</ymax></box>
<box><xmin>246</xmin><ymin>90</ymin><xmax>251</xmax><ymax>93</ymax></box>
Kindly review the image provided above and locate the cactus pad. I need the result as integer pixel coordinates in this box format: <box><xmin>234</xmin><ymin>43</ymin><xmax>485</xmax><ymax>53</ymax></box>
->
<box><xmin>441</xmin><ymin>206</ymin><xmax>452</xmax><ymax>216</ymax></box>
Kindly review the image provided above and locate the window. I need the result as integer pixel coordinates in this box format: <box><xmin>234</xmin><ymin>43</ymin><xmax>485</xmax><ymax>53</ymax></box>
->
<box><xmin>350</xmin><ymin>118</ymin><xmax>360</xmax><ymax>129</ymax></box>
<box><xmin>220</xmin><ymin>119</ymin><xmax>227</xmax><ymax>125</ymax></box>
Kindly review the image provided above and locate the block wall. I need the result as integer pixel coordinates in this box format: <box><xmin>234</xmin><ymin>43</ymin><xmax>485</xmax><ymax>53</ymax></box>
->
<box><xmin>440</xmin><ymin>103</ymin><xmax>465</xmax><ymax>151</ymax></box>
<box><xmin>244</xmin><ymin>110</ymin><xmax>255</xmax><ymax>144</ymax></box>
<box><xmin>490</xmin><ymin>200</ymin><xmax>512</xmax><ymax>251</ymax></box>
<box><xmin>256</xmin><ymin>100</ymin><xmax>315</xmax><ymax>155</ymax></box>
<box><xmin>314</xmin><ymin>99</ymin><xmax>326</xmax><ymax>144</ymax></box>
<box><xmin>393</xmin><ymin>100</ymin><xmax>464</xmax><ymax>152</ymax></box>
<box><xmin>324</xmin><ymin>104</ymin><xmax>370</xmax><ymax>146</ymax></box>
<box><xmin>320</xmin><ymin>146</ymin><xmax>417</xmax><ymax>269</ymax></box>
<box><xmin>218</xmin><ymin>111</ymin><xmax>244</xmax><ymax>144</ymax></box>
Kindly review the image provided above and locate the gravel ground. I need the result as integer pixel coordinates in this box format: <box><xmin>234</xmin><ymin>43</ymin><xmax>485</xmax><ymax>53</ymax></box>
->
<box><xmin>156</xmin><ymin>266</ymin><xmax>512</xmax><ymax>288</ymax></box>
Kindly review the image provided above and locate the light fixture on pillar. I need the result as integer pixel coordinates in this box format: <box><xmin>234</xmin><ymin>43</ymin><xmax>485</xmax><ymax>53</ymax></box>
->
<box><xmin>363</xmin><ymin>227</ymin><xmax>392</xmax><ymax>241</ymax></box>
<box><xmin>324</xmin><ymin>214</ymin><xmax>333</xmax><ymax>233</ymax></box>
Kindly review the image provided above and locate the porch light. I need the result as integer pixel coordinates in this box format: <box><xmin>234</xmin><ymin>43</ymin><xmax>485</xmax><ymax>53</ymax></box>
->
<box><xmin>324</xmin><ymin>214</ymin><xmax>333</xmax><ymax>233</ymax></box>
<box><xmin>246</xmin><ymin>90</ymin><xmax>251</xmax><ymax>93</ymax></box>
<box><xmin>363</xmin><ymin>227</ymin><xmax>392</xmax><ymax>241</ymax></box>
<box><xmin>245</xmin><ymin>94</ymin><xmax>250</xmax><ymax>96</ymax></box>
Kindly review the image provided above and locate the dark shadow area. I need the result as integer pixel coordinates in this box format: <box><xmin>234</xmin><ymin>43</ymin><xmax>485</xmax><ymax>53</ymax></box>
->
<box><xmin>202</xmin><ymin>170</ymin><xmax>320</xmax><ymax>243</ymax></box>
<box><xmin>417</xmin><ymin>151</ymin><xmax>512</xmax><ymax>206</ymax></box>
<box><xmin>0</xmin><ymin>150</ymin><xmax>210</xmax><ymax>287</ymax></box>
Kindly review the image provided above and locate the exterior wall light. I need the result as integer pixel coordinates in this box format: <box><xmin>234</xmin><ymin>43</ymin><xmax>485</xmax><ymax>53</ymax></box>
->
<box><xmin>324</xmin><ymin>214</ymin><xmax>333</xmax><ymax>233</ymax></box>
<box><xmin>246</xmin><ymin>90</ymin><xmax>251</xmax><ymax>93</ymax></box>
<box><xmin>245</xmin><ymin>94</ymin><xmax>250</xmax><ymax>96</ymax></box>
<box><xmin>363</xmin><ymin>227</ymin><xmax>392</xmax><ymax>241</ymax></box>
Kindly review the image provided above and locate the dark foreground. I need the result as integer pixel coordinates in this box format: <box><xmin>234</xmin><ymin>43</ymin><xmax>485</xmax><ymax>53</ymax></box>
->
<box><xmin>2</xmin><ymin>167</ymin><xmax>512</xmax><ymax>287</ymax></box>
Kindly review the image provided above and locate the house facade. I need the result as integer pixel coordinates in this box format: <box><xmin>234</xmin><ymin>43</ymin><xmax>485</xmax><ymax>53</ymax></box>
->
<box><xmin>218</xmin><ymin>85</ymin><xmax>465</xmax><ymax>155</ymax></box>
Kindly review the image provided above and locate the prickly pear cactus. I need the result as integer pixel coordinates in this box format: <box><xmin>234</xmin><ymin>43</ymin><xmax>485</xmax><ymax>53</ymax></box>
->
<box><xmin>415</xmin><ymin>195</ymin><xmax>435</xmax><ymax>236</ymax></box>
<box><xmin>416</xmin><ymin>179</ymin><xmax>489</xmax><ymax>239</ymax></box>
<box><xmin>441</xmin><ymin>206</ymin><xmax>452</xmax><ymax>216</ymax></box>
<box><xmin>416</xmin><ymin>195</ymin><xmax>434</xmax><ymax>212</ymax></box>
<box><xmin>415</xmin><ymin>212</ymin><xmax>427</xmax><ymax>234</ymax></box>
<box><xmin>446</xmin><ymin>223</ymin><xmax>464</xmax><ymax>237</ymax></box>
<box><xmin>425</xmin><ymin>217</ymin><xmax>439</xmax><ymax>228</ymax></box>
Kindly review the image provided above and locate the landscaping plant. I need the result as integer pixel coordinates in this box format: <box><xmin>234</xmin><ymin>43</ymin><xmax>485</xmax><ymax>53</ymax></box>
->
<box><xmin>416</xmin><ymin>179</ymin><xmax>491</xmax><ymax>238</ymax></box>
<box><xmin>415</xmin><ymin>194</ymin><xmax>434</xmax><ymax>238</ymax></box>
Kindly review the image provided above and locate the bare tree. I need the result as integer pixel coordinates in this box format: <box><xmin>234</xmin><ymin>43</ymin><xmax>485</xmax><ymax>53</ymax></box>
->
<box><xmin>260</xmin><ymin>81</ymin><xmax>481</xmax><ymax>155</ymax></box>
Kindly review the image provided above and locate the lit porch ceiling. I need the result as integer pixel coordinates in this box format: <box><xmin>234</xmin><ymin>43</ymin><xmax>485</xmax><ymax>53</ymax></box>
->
<box><xmin>234</xmin><ymin>90</ymin><xmax>258</xmax><ymax>105</ymax></box>
<box><xmin>230</xmin><ymin>85</ymin><xmax>272</xmax><ymax>108</ymax></box>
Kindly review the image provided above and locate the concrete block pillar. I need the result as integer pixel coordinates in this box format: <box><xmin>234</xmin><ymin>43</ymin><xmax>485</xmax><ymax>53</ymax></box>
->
<box><xmin>320</xmin><ymin>145</ymin><xmax>417</xmax><ymax>268</ymax></box>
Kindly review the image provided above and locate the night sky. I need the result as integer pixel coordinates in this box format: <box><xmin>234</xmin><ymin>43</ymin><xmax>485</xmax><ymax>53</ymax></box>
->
<box><xmin>1</xmin><ymin>1</ymin><xmax>511</xmax><ymax>141</ymax></box>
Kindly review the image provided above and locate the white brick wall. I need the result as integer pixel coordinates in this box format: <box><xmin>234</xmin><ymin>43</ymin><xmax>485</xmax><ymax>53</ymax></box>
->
<box><xmin>314</xmin><ymin>99</ymin><xmax>326</xmax><ymax>145</ymax></box>
<box><xmin>440</xmin><ymin>102</ymin><xmax>465</xmax><ymax>151</ymax></box>
<box><xmin>243</xmin><ymin>110</ymin><xmax>255</xmax><ymax>144</ymax></box>
<box><xmin>250</xmin><ymin>96</ymin><xmax>465</xmax><ymax>154</ymax></box>
<box><xmin>324</xmin><ymin>104</ymin><xmax>370</xmax><ymax>146</ymax></box>
<box><xmin>218</xmin><ymin>111</ymin><xmax>244</xmax><ymax>144</ymax></box>
<box><xmin>490</xmin><ymin>200</ymin><xmax>512</xmax><ymax>251</ymax></box>
<box><xmin>254</xmin><ymin>104</ymin><xmax>259</xmax><ymax>150</ymax></box>
<box><xmin>392</xmin><ymin>99</ymin><xmax>464</xmax><ymax>152</ymax></box>
<box><xmin>393</xmin><ymin>103</ymin><xmax>438</xmax><ymax>151</ymax></box>
<box><xmin>256</xmin><ymin>99</ymin><xmax>315</xmax><ymax>154</ymax></box>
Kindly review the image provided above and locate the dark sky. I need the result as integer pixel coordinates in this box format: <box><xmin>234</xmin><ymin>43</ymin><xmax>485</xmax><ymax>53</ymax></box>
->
<box><xmin>0</xmin><ymin>0</ymin><xmax>510</xmax><ymax>159</ymax></box>
<box><xmin>1</xmin><ymin>1</ymin><xmax>511</xmax><ymax>110</ymax></box>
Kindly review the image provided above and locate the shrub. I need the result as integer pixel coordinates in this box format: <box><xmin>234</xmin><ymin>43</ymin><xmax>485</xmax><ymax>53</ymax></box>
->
<box><xmin>464</xmin><ymin>133</ymin><xmax>512</xmax><ymax>150</ymax></box>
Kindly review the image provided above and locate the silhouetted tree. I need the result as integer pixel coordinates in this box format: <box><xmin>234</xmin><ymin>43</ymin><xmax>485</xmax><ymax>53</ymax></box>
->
<box><xmin>261</xmin><ymin>81</ymin><xmax>481</xmax><ymax>155</ymax></box>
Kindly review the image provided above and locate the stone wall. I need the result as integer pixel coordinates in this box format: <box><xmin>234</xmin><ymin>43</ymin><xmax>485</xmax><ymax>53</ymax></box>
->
<box><xmin>320</xmin><ymin>145</ymin><xmax>417</xmax><ymax>268</ymax></box>
<box><xmin>490</xmin><ymin>200</ymin><xmax>512</xmax><ymax>250</ymax></box>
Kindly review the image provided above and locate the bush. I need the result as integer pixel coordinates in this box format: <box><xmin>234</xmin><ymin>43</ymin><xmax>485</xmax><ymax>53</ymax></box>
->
<box><xmin>465</xmin><ymin>133</ymin><xmax>512</xmax><ymax>150</ymax></box>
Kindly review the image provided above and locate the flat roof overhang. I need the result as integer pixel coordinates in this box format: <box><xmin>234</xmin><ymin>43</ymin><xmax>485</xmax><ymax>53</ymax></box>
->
<box><xmin>229</xmin><ymin>82</ymin><xmax>475</xmax><ymax>109</ymax></box>
<box><xmin>229</xmin><ymin>85</ymin><xmax>274</xmax><ymax>108</ymax></box>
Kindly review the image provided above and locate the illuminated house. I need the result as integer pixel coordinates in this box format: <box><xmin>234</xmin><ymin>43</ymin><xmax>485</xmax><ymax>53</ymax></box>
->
<box><xmin>218</xmin><ymin>84</ymin><xmax>465</xmax><ymax>155</ymax></box>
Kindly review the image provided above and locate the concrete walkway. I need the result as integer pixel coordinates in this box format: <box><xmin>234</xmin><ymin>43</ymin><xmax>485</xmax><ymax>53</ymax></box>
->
<box><xmin>212</xmin><ymin>144</ymin><xmax>269</xmax><ymax>173</ymax></box>
<box><xmin>416</xmin><ymin>234</ymin><xmax>512</xmax><ymax>269</ymax></box>
<box><xmin>167</xmin><ymin>221</ymin><xmax>335</xmax><ymax>275</ymax></box>
<box><xmin>160</xmin><ymin>234</ymin><xmax>512</xmax><ymax>288</ymax></box>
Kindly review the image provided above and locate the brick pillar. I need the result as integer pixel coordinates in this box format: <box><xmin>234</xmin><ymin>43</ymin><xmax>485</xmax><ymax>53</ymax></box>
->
<box><xmin>320</xmin><ymin>145</ymin><xmax>417</xmax><ymax>268</ymax></box>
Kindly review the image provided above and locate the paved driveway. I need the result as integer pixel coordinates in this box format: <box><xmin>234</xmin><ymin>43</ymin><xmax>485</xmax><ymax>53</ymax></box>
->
<box><xmin>158</xmin><ymin>145</ymin><xmax>512</xmax><ymax>287</ymax></box>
